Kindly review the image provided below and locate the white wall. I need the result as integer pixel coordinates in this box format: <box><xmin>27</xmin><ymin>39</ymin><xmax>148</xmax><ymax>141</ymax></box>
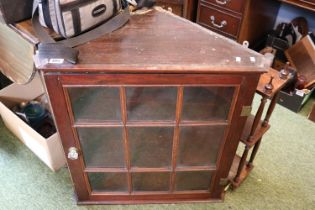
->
<box><xmin>274</xmin><ymin>3</ymin><xmax>315</xmax><ymax>32</ymax></box>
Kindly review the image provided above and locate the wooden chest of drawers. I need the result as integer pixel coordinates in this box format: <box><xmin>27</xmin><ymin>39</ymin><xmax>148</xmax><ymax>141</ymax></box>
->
<box><xmin>197</xmin><ymin>0</ymin><xmax>280</xmax><ymax>45</ymax></box>
<box><xmin>197</xmin><ymin>0</ymin><xmax>246</xmax><ymax>40</ymax></box>
<box><xmin>197</xmin><ymin>2</ymin><xmax>243</xmax><ymax>39</ymax></box>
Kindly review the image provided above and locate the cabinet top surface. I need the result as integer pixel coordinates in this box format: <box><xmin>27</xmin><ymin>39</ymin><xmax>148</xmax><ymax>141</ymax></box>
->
<box><xmin>33</xmin><ymin>9</ymin><xmax>267</xmax><ymax>73</ymax></box>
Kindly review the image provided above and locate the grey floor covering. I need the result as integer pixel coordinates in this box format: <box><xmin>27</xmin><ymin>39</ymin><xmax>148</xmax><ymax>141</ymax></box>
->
<box><xmin>0</xmin><ymin>95</ymin><xmax>315</xmax><ymax>210</ymax></box>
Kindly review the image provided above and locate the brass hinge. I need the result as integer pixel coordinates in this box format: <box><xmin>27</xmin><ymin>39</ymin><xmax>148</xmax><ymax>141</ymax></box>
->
<box><xmin>241</xmin><ymin>106</ymin><xmax>252</xmax><ymax>117</ymax></box>
<box><xmin>219</xmin><ymin>178</ymin><xmax>229</xmax><ymax>186</ymax></box>
<box><xmin>220</xmin><ymin>178</ymin><xmax>231</xmax><ymax>191</ymax></box>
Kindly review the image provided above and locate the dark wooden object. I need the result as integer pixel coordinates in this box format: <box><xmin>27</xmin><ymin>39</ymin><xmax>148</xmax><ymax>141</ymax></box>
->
<box><xmin>309</xmin><ymin>103</ymin><xmax>315</xmax><ymax>122</ymax></box>
<box><xmin>228</xmin><ymin>68</ymin><xmax>290</xmax><ymax>189</ymax></box>
<box><xmin>280</xmin><ymin>0</ymin><xmax>315</xmax><ymax>12</ymax></box>
<box><xmin>196</xmin><ymin>0</ymin><xmax>281</xmax><ymax>44</ymax></box>
<box><xmin>156</xmin><ymin>0</ymin><xmax>197</xmax><ymax>20</ymax></box>
<box><xmin>11</xmin><ymin>10</ymin><xmax>266</xmax><ymax>204</ymax></box>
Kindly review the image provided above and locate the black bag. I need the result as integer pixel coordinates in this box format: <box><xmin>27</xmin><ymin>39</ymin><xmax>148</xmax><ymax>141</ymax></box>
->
<box><xmin>0</xmin><ymin>0</ymin><xmax>34</xmax><ymax>24</ymax></box>
<box><xmin>32</xmin><ymin>0</ymin><xmax>130</xmax><ymax>64</ymax></box>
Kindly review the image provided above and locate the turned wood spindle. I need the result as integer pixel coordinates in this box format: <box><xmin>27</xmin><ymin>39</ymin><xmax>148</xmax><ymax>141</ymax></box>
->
<box><xmin>279</xmin><ymin>62</ymin><xmax>290</xmax><ymax>79</ymax></box>
<box><xmin>234</xmin><ymin>145</ymin><xmax>250</xmax><ymax>184</ymax></box>
<box><xmin>264</xmin><ymin>76</ymin><xmax>274</xmax><ymax>93</ymax></box>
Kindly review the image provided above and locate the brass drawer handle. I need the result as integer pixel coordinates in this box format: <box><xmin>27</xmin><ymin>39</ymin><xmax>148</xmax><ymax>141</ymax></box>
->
<box><xmin>210</xmin><ymin>16</ymin><xmax>227</xmax><ymax>28</ymax></box>
<box><xmin>215</xmin><ymin>0</ymin><xmax>230</xmax><ymax>5</ymax></box>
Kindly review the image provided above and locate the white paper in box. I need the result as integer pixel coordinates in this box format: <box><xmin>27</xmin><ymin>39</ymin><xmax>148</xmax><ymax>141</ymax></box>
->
<box><xmin>0</xmin><ymin>75</ymin><xmax>66</xmax><ymax>171</ymax></box>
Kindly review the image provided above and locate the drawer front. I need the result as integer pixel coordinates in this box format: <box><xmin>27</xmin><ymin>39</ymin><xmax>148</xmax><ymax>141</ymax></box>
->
<box><xmin>197</xmin><ymin>4</ymin><xmax>241</xmax><ymax>38</ymax></box>
<box><xmin>202</xmin><ymin>0</ymin><xmax>246</xmax><ymax>13</ymax></box>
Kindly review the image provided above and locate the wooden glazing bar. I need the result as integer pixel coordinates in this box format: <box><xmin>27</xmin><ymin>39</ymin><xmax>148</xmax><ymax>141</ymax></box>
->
<box><xmin>179</xmin><ymin>121</ymin><xmax>228</xmax><ymax>126</ymax></box>
<box><xmin>170</xmin><ymin>86</ymin><xmax>184</xmax><ymax>192</ymax></box>
<box><xmin>130</xmin><ymin>167</ymin><xmax>172</xmax><ymax>173</ymax></box>
<box><xmin>120</xmin><ymin>87</ymin><xmax>132</xmax><ymax>194</ymax></box>
<box><xmin>126</xmin><ymin>121</ymin><xmax>176</xmax><ymax>127</ymax></box>
<box><xmin>74</xmin><ymin>120</ymin><xmax>229</xmax><ymax>127</ymax></box>
<box><xmin>74</xmin><ymin>122</ymin><xmax>123</xmax><ymax>127</ymax></box>
<box><xmin>84</xmin><ymin>168</ymin><xmax>128</xmax><ymax>173</ymax></box>
<box><xmin>175</xmin><ymin>166</ymin><xmax>216</xmax><ymax>172</ymax></box>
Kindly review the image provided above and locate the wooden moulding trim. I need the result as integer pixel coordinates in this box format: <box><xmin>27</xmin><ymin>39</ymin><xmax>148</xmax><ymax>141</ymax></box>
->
<box><xmin>62</xmin><ymin>84</ymin><xmax>241</xmax><ymax>88</ymax></box>
<box><xmin>41</xmin><ymin>66</ymin><xmax>267</xmax><ymax>74</ymax></box>
<box><xmin>77</xmin><ymin>198</ymin><xmax>222</xmax><ymax>205</ymax></box>
<box><xmin>87</xmin><ymin>192</ymin><xmax>213</xmax><ymax>202</ymax></box>
<box><xmin>58</xmin><ymin>74</ymin><xmax>244</xmax><ymax>86</ymax></box>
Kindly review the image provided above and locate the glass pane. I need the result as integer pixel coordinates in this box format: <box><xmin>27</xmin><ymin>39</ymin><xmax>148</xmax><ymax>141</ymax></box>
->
<box><xmin>68</xmin><ymin>87</ymin><xmax>121</xmax><ymax>122</ymax></box>
<box><xmin>177</xmin><ymin>125</ymin><xmax>226</xmax><ymax>167</ymax></box>
<box><xmin>132</xmin><ymin>172</ymin><xmax>170</xmax><ymax>191</ymax></box>
<box><xmin>175</xmin><ymin>171</ymin><xmax>212</xmax><ymax>191</ymax></box>
<box><xmin>181</xmin><ymin>87</ymin><xmax>234</xmax><ymax>121</ymax></box>
<box><xmin>77</xmin><ymin>127</ymin><xmax>125</xmax><ymax>168</ymax></box>
<box><xmin>129</xmin><ymin>127</ymin><xmax>174</xmax><ymax>168</ymax></box>
<box><xmin>88</xmin><ymin>173</ymin><xmax>128</xmax><ymax>192</ymax></box>
<box><xmin>126</xmin><ymin>87</ymin><xmax>177</xmax><ymax>121</ymax></box>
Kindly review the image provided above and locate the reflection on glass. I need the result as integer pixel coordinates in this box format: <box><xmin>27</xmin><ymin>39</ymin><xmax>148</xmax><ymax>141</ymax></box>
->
<box><xmin>132</xmin><ymin>172</ymin><xmax>170</xmax><ymax>191</ymax></box>
<box><xmin>78</xmin><ymin>127</ymin><xmax>125</xmax><ymax>168</ymax></box>
<box><xmin>126</xmin><ymin>87</ymin><xmax>177</xmax><ymax>121</ymax></box>
<box><xmin>68</xmin><ymin>87</ymin><xmax>121</xmax><ymax>122</ymax></box>
<box><xmin>88</xmin><ymin>173</ymin><xmax>128</xmax><ymax>192</ymax></box>
<box><xmin>175</xmin><ymin>171</ymin><xmax>212</xmax><ymax>191</ymax></box>
<box><xmin>128</xmin><ymin>127</ymin><xmax>174</xmax><ymax>168</ymax></box>
<box><xmin>177</xmin><ymin>125</ymin><xmax>226</xmax><ymax>166</ymax></box>
<box><xmin>182</xmin><ymin>87</ymin><xmax>234</xmax><ymax>121</ymax></box>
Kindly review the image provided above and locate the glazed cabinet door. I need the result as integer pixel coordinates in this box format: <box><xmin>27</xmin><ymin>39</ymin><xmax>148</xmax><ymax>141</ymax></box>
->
<box><xmin>44</xmin><ymin>73</ymin><xmax>253</xmax><ymax>204</ymax></box>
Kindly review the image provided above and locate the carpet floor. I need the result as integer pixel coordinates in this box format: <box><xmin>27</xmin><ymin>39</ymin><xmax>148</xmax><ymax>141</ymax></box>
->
<box><xmin>0</xmin><ymin>95</ymin><xmax>315</xmax><ymax>210</ymax></box>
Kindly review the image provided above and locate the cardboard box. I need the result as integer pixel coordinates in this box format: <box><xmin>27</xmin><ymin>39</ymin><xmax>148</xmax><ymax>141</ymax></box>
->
<box><xmin>278</xmin><ymin>88</ymin><xmax>314</xmax><ymax>113</ymax></box>
<box><xmin>0</xmin><ymin>75</ymin><xmax>66</xmax><ymax>171</ymax></box>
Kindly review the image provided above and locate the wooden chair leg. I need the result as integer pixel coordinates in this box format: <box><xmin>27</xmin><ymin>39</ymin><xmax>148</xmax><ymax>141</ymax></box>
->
<box><xmin>233</xmin><ymin>145</ymin><xmax>250</xmax><ymax>184</ymax></box>
<box><xmin>247</xmin><ymin>138</ymin><xmax>262</xmax><ymax>168</ymax></box>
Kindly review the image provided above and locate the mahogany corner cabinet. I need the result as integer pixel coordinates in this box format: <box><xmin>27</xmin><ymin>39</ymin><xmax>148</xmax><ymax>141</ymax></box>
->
<box><xmin>37</xmin><ymin>10</ymin><xmax>267</xmax><ymax>204</ymax></box>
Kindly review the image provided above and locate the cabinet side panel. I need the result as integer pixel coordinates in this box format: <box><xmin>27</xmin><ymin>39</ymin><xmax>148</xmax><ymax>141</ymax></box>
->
<box><xmin>210</xmin><ymin>74</ymin><xmax>260</xmax><ymax>199</ymax></box>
